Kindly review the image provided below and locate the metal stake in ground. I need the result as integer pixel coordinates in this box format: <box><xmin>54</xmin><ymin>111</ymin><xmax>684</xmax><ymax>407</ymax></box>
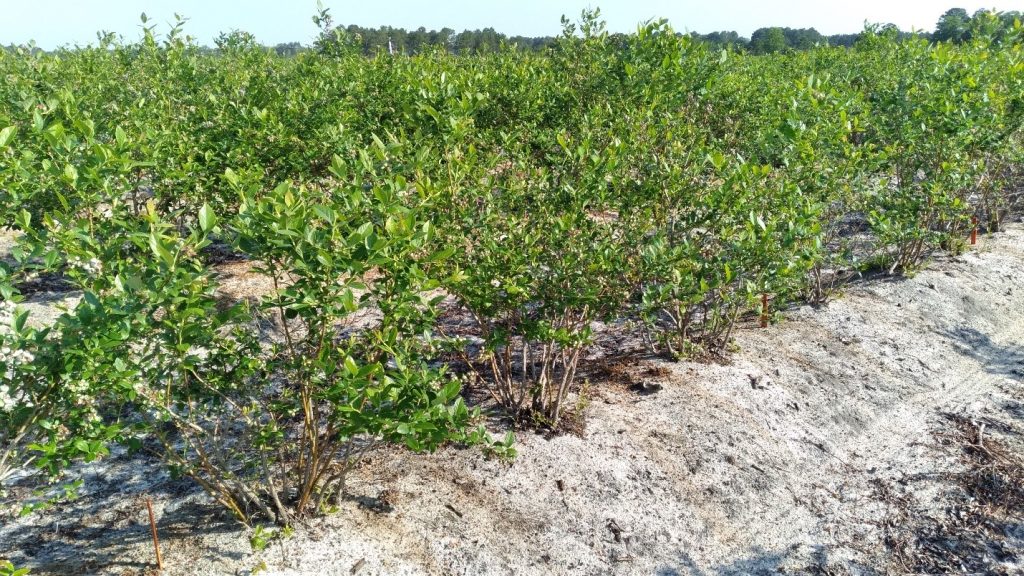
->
<box><xmin>971</xmin><ymin>216</ymin><xmax>978</xmax><ymax>246</ymax></box>
<box><xmin>146</xmin><ymin>497</ymin><xmax>164</xmax><ymax>570</ymax></box>
<box><xmin>760</xmin><ymin>294</ymin><xmax>770</xmax><ymax>329</ymax></box>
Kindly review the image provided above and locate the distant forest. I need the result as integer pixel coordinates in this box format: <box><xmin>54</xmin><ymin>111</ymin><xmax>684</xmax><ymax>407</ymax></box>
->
<box><xmin>268</xmin><ymin>7</ymin><xmax>1020</xmax><ymax>57</ymax></box>
<box><xmin>4</xmin><ymin>7</ymin><xmax>1020</xmax><ymax>56</ymax></box>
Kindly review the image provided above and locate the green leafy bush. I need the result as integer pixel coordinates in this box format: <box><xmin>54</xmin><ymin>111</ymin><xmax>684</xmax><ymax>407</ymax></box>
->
<box><xmin>1</xmin><ymin>9</ymin><xmax>1022</xmax><ymax>529</ymax></box>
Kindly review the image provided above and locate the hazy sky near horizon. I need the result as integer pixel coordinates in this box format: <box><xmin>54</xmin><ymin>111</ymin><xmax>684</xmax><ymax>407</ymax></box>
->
<box><xmin>1</xmin><ymin>1</ymin><xmax>1020</xmax><ymax>48</ymax></box>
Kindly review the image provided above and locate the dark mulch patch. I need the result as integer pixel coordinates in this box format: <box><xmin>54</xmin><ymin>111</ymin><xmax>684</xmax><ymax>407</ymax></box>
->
<box><xmin>878</xmin><ymin>412</ymin><xmax>1024</xmax><ymax>575</ymax></box>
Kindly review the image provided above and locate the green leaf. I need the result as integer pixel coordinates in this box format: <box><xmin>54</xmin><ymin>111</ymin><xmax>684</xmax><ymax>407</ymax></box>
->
<box><xmin>15</xmin><ymin>209</ymin><xmax>31</xmax><ymax>230</ymax></box>
<box><xmin>329</xmin><ymin>154</ymin><xmax>348</xmax><ymax>180</ymax></box>
<box><xmin>14</xmin><ymin>309</ymin><xmax>28</xmax><ymax>332</ymax></box>
<box><xmin>344</xmin><ymin>356</ymin><xmax>359</xmax><ymax>377</ymax></box>
<box><xmin>83</xmin><ymin>291</ymin><xmax>101</xmax><ymax>308</ymax></box>
<box><xmin>149</xmin><ymin>231</ymin><xmax>174</xmax><ymax>267</ymax></box>
<box><xmin>198</xmin><ymin>203</ymin><xmax>217</xmax><ymax>232</ymax></box>
<box><xmin>0</xmin><ymin>126</ymin><xmax>16</xmax><ymax>147</ymax></box>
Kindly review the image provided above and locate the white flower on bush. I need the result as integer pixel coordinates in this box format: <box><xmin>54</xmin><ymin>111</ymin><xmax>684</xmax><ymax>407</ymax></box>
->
<box><xmin>66</xmin><ymin>379</ymin><xmax>92</xmax><ymax>406</ymax></box>
<box><xmin>0</xmin><ymin>383</ymin><xmax>33</xmax><ymax>413</ymax></box>
<box><xmin>1</xmin><ymin>302</ymin><xmax>38</xmax><ymax>405</ymax></box>
<box><xmin>490</xmin><ymin>279</ymin><xmax>501</xmax><ymax>288</ymax></box>
<box><xmin>133</xmin><ymin>381</ymin><xmax>150</xmax><ymax>397</ymax></box>
<box><xmin>69</xmin><ymin>256</ymin><xmax>103</xmax><ymax>276</ymax></box>
<box><xmin>188</xmin><ymin>345</ymin><xmax>212</xmax><ymax>360</ymax></box>
<box><xmin>0</xmin><ymin>347</ymin><xmax>35</xmax><ymax>365</ymax></box>
<box><xmin>83</xmin><ymin>406</ymin><xmax>101</xmax><ymax>424</ymax></box>
<box><xmin>0</xmin><ymin>300</ymin><xmax>14</xmax><ymax>338</ymax></box>
<box><xmin>1</xmin><ymin>346</ymin><xmax>36</xmax><ymax>382</ymax></box>
<box><xmin>0</xmin><ymin>385</ymin><xmax>16</xmax><ymax>412</ymax></box>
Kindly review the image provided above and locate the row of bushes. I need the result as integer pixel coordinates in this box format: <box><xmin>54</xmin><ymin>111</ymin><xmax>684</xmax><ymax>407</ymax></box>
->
<box><xmin>1</xmin><ymin>12</ymin><xmax>1022</xmax><ymax>525</ymax></box>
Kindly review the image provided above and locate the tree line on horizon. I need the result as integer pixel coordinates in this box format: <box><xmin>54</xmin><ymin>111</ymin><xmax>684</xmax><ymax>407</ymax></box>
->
<box><xmin>3</xmin><ymin>7</ymin><xmax>1021</xmax><ymax>56</ymax></box>
<box><xmin>296</xmin><ymin>7</ymin><xmax>1021</xmax><ymax>56</ymax></box>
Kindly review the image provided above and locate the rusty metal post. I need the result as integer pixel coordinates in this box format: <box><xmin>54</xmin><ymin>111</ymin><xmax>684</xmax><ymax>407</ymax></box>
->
<box><xmin>146</xmin><ymin>497</ymin><xmax>164</xmax><ymax>570</ymax></box>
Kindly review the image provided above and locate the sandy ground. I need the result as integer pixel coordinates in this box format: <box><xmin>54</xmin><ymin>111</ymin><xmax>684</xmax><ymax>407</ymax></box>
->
<box><xmin>1</xmin><ymin>225</ymin><xmax>1023</xmax><ymax>575</ymax></box>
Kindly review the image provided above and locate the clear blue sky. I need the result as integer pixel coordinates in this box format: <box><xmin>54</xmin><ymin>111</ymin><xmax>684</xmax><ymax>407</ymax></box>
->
<box><xmin>1</xmin><ymin>1</ymin><xmax>1020</xmax><ymax>48</ymax></box>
